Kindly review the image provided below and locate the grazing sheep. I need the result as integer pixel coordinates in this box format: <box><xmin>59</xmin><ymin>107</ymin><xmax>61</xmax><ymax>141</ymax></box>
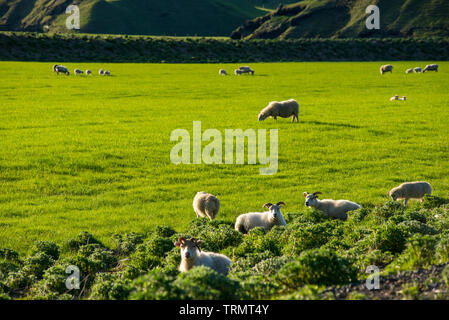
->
<box><xmin>234</xmin><ymin>69</ymin><xmax>243</xmax><ymax>75</ymax></box>
<box><xmin>238</xmin><ymin>66</ymin><xmax>254</xmax><ymax>75</ymax></box>
<box><xmin>405</xmin><ymin>69</ymin><xmax>413</xmax><ymax>74</ymax></box>
<box><xmin>380</xmin><ymin>64</ymin><xmax>393</xmax><ymax>74</ymax></box>
<box><xmin>258</xmin><ymin>99</ymin><xmax>299</xmax><ymax>122</ymax></box>
<box><xmin>390</xmin><ymin>95</ymin><xmax>399</xmax><ymax>101</ymax></box>
<box><xmin>86</xmin><ymin>70</ymin><xmax>92</xmax><ymax>75</ymax></box>
<box><xmin>219</xmin><ymin>69</ymin><xmax>227</xmax><ymax>76</ymax></box>
<box><xmin>74</xmin><ymin>68</ymin><xmax>83</xmax><ymax>75</ymax></box>
<box><xmin>174</xmin><ymin>237</ymin><xmax>232</xmax><ymax>276</ymax></box>
<box><xmin>303</xmin><ymin>192</ymin><xmax>360</xmax><ymax>221</ymax></box>
<box><xmin>104</xmin><ymin>70</ymin><xmax>110</xmax><ymax>76</ymax></box>
<box><xmin>414</xmin><ymin>67</ymin><xmax>422</xmax><ymax>73</ymax></box>
<box><xmin>235</xmin><ymin>202</ymin><xmax>287</xmax><ymax>234</ymax></box>
<box><xmin>423</xmin><ymin>64</ymin><xmax>438</xmax><ymax>72</ymax></box>
<box><xmin>99</xmin><ymin>69</ymin><xmax>104</xmax><ymax>75</ymax></box>
<box><xmin>389</xmin><ymin>181</ymin><xmax>432</xmax><ymax>207</ymax></box>
<box><xmin>399</xmin><ymin>96</ymin><xmax>407</xmax><ymax>101</ymax></box>
<box><xmin>53</xmin><ymin>64</ymin><xmax>69</xmax><ymax>75</ymax></box>
<box><xmin>193</xmin><ymin>191</ymin><xmax>220</xmax><ymax>220</ymax></box>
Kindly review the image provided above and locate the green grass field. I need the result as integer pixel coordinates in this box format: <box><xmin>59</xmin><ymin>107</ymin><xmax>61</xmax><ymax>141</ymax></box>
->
<box><xmin>1</xmin><ymin>61</ymin><xmax>449</xmax><ymax>254</ymax></box>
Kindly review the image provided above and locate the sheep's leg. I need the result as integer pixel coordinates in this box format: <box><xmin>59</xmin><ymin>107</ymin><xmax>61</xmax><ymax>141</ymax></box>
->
<box><xmin>273</xmin><ymin>116</ymin><xmax>277</xmax><ymax>120</ymax></box>
<box><xmin>404</xmin><ymin>199</ymin><xmax>409</xmax><ymax>207</ymax></box>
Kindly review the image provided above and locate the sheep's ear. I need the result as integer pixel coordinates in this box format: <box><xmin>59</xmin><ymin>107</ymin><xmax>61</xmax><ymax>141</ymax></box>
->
<box><xmin>195</xmin><ymin>240</ymin><xmax>203</xmax><ymax>247</ymax></box>
<box><xmin>303</xmin><ymin>192</ymin><xmax>309</xmax><ymax>198</ymax></box>
<box><xmin>276</xmin><ymin>201</ymin><xmax>286</xmax><ymax>207</ymax></box>
<box><xmin>263</xmin><ymin>203</ymin><xmax>273</xmax><ymax>209</ymax></box>
<box><xmin>174</xmin><ymin>241</ymin><xmax>181</xmax><ymax>247</ymax></box>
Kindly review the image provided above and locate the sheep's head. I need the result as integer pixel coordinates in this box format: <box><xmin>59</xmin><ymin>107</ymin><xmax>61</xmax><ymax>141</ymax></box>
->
<box><xmin>174</xmin><ymin>237</ymin><xmax>203</xmax><ymax>260</ymax></box>
<box><xmin>258</xmin><ymin>112</ymin><xmax>268</xmax><ymax>121</ymax></box>
<box><xmin>389</xmin><ymin>188</ymin><xmax>399</xmax><ymax>201</ymax></box>
<box><xmin>303</xmin><ymin>192</ymin><xmax>322</xmax><ymax>207</ymax></box>
<box><xmin>263</xmin><ymin>202</ymin><xmax>286</xmax><ymax>224</ymax></box>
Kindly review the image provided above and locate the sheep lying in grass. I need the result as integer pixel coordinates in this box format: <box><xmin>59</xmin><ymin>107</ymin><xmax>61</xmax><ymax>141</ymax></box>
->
<box><xmin>405</xmin><ymin>69</ymin><xmax>413</xmax><ymax>74</ymax></box>
<box><xmin>174</xmin><ymin>237</ymin><xmax>232</xmax><ymax>276</ymax></box>
<box><xmin>219</xmin><ymin>69</ymin><xmax>227</xmax><ymax>75</ymax></box>
<box><xmin>303</xmin><ymin>192</ymin><xmax>360</xmax><ymax>221</ymax></box>
<box><xmin>238</xmin><ymin>66</ymin><xmax>254</xmax><ymax>75</ymax></box>
<box><xmin>389</xmin><ymin>181</ymin><xmax>432</xmax><ymax>207</ymax></box>
<box><xmin>86</xmin><ymin>70</ymin><xmax>92</xmax><ymax>75</ymax></box>
<box><xmin>53</xmin><ymin>64</ymin><xmax>69</xmax><ymax>75</ymax></box>
<box><xmin>380</xmin><ymin>64</ymin><xmax>393</xmax><ymax>74</ymax></box>
<box><xmin>390</xmin><ymin>95</ymin><xmax>399</xmax><ymax>101</ymax></box>
<box><xmin>193</xmin><ymin>191</ymin><xmax>220</xmax><ymax>220</ymax></box>
<box><xmin>399</xmin><ymin>96</ymin><xmax>407</xmax><ymax>101</ymax></box>
<box><xmin>423</xmin><ymin>64</ymin><xmax>438</xmax><ymax>72</ymax></box>
<box><xmin>258</xmin><ymin>99</ymin><xmax>299</xmax><ymax>122</ymax></box>
<box><xmin>235</xmin><ymin>202</ymin><xmax>287</xmax><ymax>234</ymax></box>
<box><xmin>414</xmin><ymin>67</ymin><xmax>422</xmax><ymax>73</ymax></box>
<box><xmin>74</xmin><ymin>68</ymin><xmax>83</xmax><ymax>75</ymax></box>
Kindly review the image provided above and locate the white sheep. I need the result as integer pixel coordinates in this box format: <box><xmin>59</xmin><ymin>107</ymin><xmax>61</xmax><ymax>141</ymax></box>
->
<box><xmin>390</xmin><ymin>95</ymin><xmax>399</xmax><ymax>101</ymax></box>
<box><xmin>235</xmin><ymin>202</ymin><xmax>287</xmax><ymax>234</ymax></box>
<box><xmin>99</xmin><ymin>69</ymin><xmax>104</xmax><ymax>75</ymax></box>
<box><xmin>303</xmin><ymin>192</ymin><xmax>360</xmax><ymax>221</ymax></box>
<box><xmin>174</xmin><ymin>237</ymin><xmax>232</xmax><ymax>276</ymax></box>
<box><xmin>104</xmin><ymin>70</ymin><xmax>110</xmax><ymax>76</ymax></box>
<box><xmin>53</xmin><ymin>64</ymin><xmax>69</xmax><ymax>75</ymax></box>
<box><xmin>399</xmin><ymin>96</ymin><xmax>407</xmax><ymax>101</ymax></box>
<box><xmin>234</xmin><ymin>69</ymin><xmax>243</xmax><ymax>75</ymax></box>
<box><xmin>238</xmin><ymin>66</ymin><xmax>254</xmax><ymax>75</ymax></box>
<box><xmin>258</xmin><ymin>99</ymin><xmax>299</xmax><ymax>122</ymax></box>
<box><xmin>193</xmin><ymin>191</ymin><xmax>220</xmax><ymax>220</ymax></box>
<box><xmin>380</xmin><ymin>64</ymin><xmax>393</xmax><ymax>74</ymax></box>
<box><xmin>219</xmin><ymin>69</ymin><xmax>227</xmax><ymax>76</ymax></box>
<box><xmin>86</xmin><ymin>70</ymin><xmax>92</xmax><ymax>75</ymax></box>
<box><xmin>74</xmin><ymin>68</ymin><xmax>83</xmax><ymax>75</ymax></box>
<box><xmin>414</xmin><ymin>67</ymin><xmax>422</xmax><ymax>73</ymax></box>
<box><xmin>423</xmin><ymin>64</ymin><xmax>438</xmax><ymax>72</ymax></box>
<box><xmin>389</xmin><ymin>181</ymin><xmax>432</xmax><ymax>207</ymax></box>
<box><xmin>405</xmin><ymin>69</ymin><xmax>413</xmax><ymax>74</ymax></box>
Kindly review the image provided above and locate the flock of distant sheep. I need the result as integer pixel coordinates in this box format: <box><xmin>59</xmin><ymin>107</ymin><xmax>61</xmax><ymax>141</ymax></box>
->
<box><xmin>176</xmin><ymin>181</ymin><xmax>433</xmax><ymax>276</ymax></box>
<box><xmin>52</xmin><ymin>64</ymin><xmax>111</xmax><ymax>76</ymax></box>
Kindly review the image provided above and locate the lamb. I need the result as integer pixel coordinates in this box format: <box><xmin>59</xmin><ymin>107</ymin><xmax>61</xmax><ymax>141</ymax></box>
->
<box><xmin>405</xmin><ymin>69</ymin><xmax>413</xmax><ymax>74</ymax></box>
<box><xmin>219</xmin><ymin>69</ymin><xmax>227</xmax><ymax>76</ymax></box>
<box><xmin>414</xmin><ymin>67</ymin><xmax>422</xmax><ymax>73</ymax></box>
<box><xmin>74</xmin><ymin>68</ymin><xmax>83</xmax><ymax>75</ymax></box>
<box><xmin>53</xmin><ymin>64</ymin><xmax>69</xmax><ymax>75</ymax></box>
<box><xmin>303</xmin><ymin>192</ymin><xmax>360</xmax><ymax>221</ymax></box>
<box><xmin>104</xmin><ymin>70</ymin><xmax>110</xmax><ymax>76</ymax></box>
<box><xmin>388</xmin><ymin>181</ymin><xmax>432</xmax><ymax>207</ymax></box>
<box><xmin>258</xmin><ymin>99</ymin><xmax>299</xmax><ymax>122</ymax></box>
<box><xmin>423</xmin><ymin>64</ymin><xmax>438</xmax><ymax>72</ymax></box>
<box><xmin>85</xmin><ymin>70</ymin><xmax>92</xmax><ymax>75</ymax></box>
<box><xmin>99</xmin><ymin>69</ymin><xmax>104</xmax><ymax>75</ymax></box>
<box><xmin>238</xmin><ymin>66</ymin><xmax>254</xmax><ymax>75</ymax></box>
<box><xmin>193</xmin><ymin>191</ymin><xmax>220</xmax><ymax>220</ymax></box>
<box><xmin>380</xmin><ymin>64</ymin><xmax>393</xmax><ymax>74</ymax></box>
<box><xmin>234</xmin><ymin>202</ymin><xmax>287</xmax><ymax>234</ymax></box>
<box><xmin>390</xmin><ymin>95</ymin><xmax>399</xmax><ymax>101</ymax></box>
<box><xmin>174</xmin><ymin>237</ymin><xmax>232</xmax><ymax>276</ymax></box>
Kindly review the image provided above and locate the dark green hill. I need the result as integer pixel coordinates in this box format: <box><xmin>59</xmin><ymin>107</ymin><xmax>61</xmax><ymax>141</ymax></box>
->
<box><xmin>231</xmin><ymin>0</ymin><xmax>449</xmax><ymax>39</ymax></box>
<box><xmin>0</xmin><ymin>0</ymin><xmax>297</xmax><ymax>36</ymax></box>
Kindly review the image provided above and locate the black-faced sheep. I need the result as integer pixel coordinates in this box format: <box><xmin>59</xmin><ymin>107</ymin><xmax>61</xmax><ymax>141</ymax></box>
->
<box><xmin>423</xmin><ymin>64</ymin><xmax>438</xmax><ymax>72</ymax></box>
<box><xmin>219</xmin><ymin>69</ymin><xmax>227</xmax><ymax>75</ymax></box>
<box><xmin>193</xmin><ymin>191</ymin><xmax>220</xmax><ymax>220</ymax></box>
<box><xmin>405</xmin><ymin>69</ymin><xmax>413</xmax><ymax>74</ymax></box>
<box><xmin>53</xmin><ymin>64</ymin><xmax>70</xmax><ymax>75</ymax></box>
<box><xmin>258</xmin><ymin>99</ymin><xmax>299</xmax><ymax>122</ymax></box>
<box><xmin>303</xmin><ymin>192</ymin><xmax>360</xmax><ymax>221</ymax></box>
<box><xmin>414</xmin><ymin>67</ymin><xmax>422</xmax><ymax>73</ymax></box>
<box><xmin>86</xmin><ymin>70</ymin><xmax>92</xmax><ymax>75</ymax></box>
<box><xmin>74</xmin><ymin>68</ymin><xmax>83</xmax><ymax>75</ymax></box>
<box><xmin>99</xmin><ymin>69</ymin><xmax>104</xmax><ymax>75</ymax></box>
<box><xmin>174</xmin><ymin>237</ymin><xmax>232</xmax><ymax>276</ymax></box>
<box><xmin>234</xmin><ymin>202</ymin><xmax>287</xmax><ymax>234</ymax></box>
<box><xmin>389</xmin><ymin>181</ymin><xmax>432</xmax><ymax>207</ymax></box>
<box><xmin>380</xmin><ymin>64</ymin><xmax>393</xmax><ymax>74</ymax></box>
<box><xmin>238</xmin><ymin>66</ymin><xmax>254</xmax><ymax>75</ymax></box>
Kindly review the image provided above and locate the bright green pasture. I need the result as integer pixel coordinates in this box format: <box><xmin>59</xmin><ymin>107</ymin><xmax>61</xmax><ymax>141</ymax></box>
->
<box><xmin>1</xmin><ymin>61</ymin><xmax>448</xmax><ymax>253</ymax></box>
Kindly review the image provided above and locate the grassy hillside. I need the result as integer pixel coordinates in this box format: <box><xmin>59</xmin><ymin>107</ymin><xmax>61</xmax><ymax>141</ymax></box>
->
<box><xmin>0</xmin><ymin>0</ymin><xmax>297</xmax><ymax>36</ymax></box>
<box><xmin>231</xmin><ymin>0</ymin><xmax>449</xmax><ymax>39</ymax></box>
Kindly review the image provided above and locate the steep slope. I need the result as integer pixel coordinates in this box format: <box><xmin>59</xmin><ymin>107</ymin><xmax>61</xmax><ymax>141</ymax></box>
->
<box><xmin>231</xmin><ymin>0</ymin><xmax>449</xmax><ymax>39</ymax></box>
<box><xmin>0</xmin><ymin>0</ymin><xmax>298</xmax><ymax>36</ymax></box>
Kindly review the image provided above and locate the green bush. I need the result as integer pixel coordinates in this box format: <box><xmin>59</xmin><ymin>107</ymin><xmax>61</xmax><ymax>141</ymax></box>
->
<box><xmin>30</xmin><ymin>241</ymin><xmax>60</xmax><ymax>260</ymax></box>
<box><xmin>65</xmin><ymin>231</ymin><xmax>103</xmax><ymax>252</ymax></box>
<box><xmin>373</xmin><ymin>223</ymin><xmax>407</xmax><ymax>254</ymax></box>
<box><xmin>129</xmin><ymin>269</ymin><xmax>182</xmax><ymax>300</ymax></box>
<box><xmin>23</xmin><ymin>252</ymin><xmax>55</xmax><ymax>279</ymax></box>
<box><xmin>113</xmin><ymin>232</ymin><xmax>145</xmax><ymax>255</ymax></box>
<box><xmin>422</xmin><ymin>195</ymin><xmax>449</xmax><ymax>209</ymax></box>
<box><xmin>89</xmin><ymin>273</ymin><xmax>131</xmax><ymax>300</ymax></box>
<box><xmin>174</xmin><ymin>266</ymin><xmax>242</xmax><ymax>300</ymax></box>
<box><xmin>275</xmin><ymin>248</ymin><xmax>357</xmax><ymax>290</ymax></box>
<box><xmin>435</xmin><ymin>236</ymin><xmax>449</xmax><ymax>263</ymax></box>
